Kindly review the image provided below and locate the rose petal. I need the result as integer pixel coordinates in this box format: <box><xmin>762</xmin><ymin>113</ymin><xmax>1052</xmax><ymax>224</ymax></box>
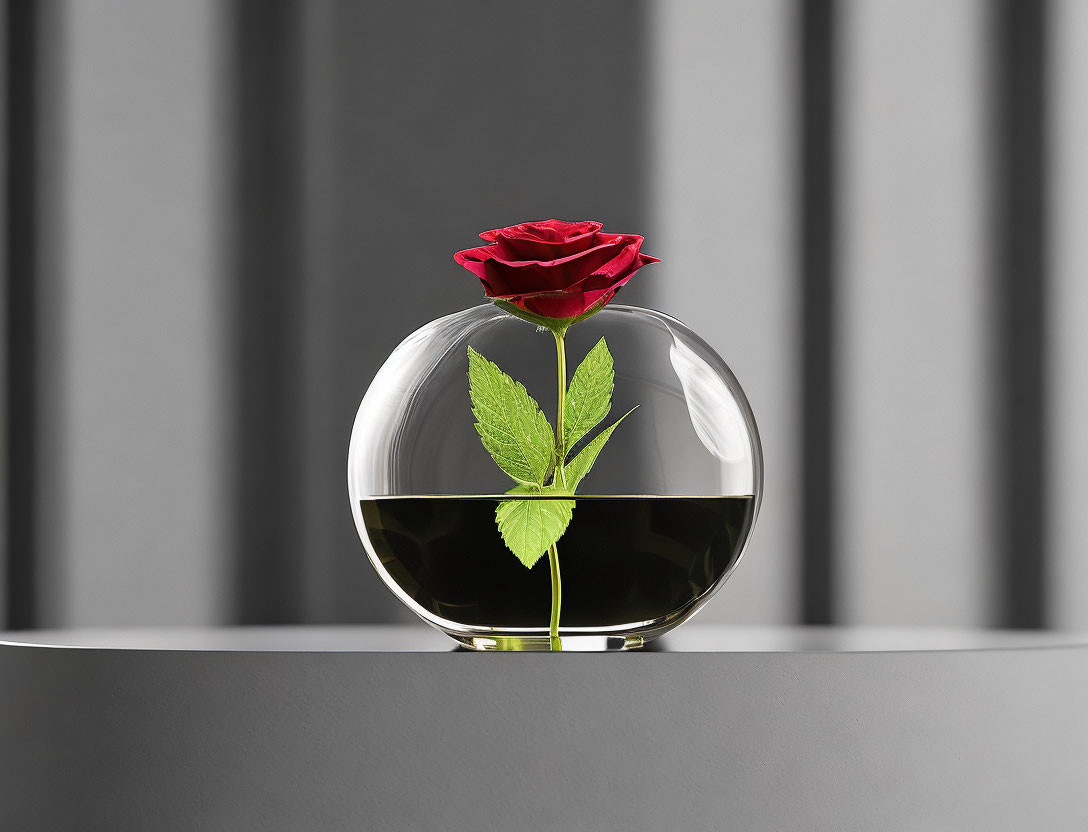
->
<box><xmin>513</xmin><ymin>288</ymin><xmax>615</xmax><ymax>319</ymax></box>
<box><xmin>559</xmin><ymin>239</ymin><xmax>658</xmax><ymax>295</ymax></box>
<box><xmin>455</xmin><ymin>221</ymin><xmax>659</xmax><ymax>322</ymax></box>
<box><xmin>567</xmin><ymin>240</ymin><xmax>641</xmax><ymax>288</ymax></box>
<box><xmin>494</xmin><ymin>235</ymin><xmax>598</xmax><ymax>261</ymax></box>
<box><xmin>467</xmin><ymin>237</ymin><xmax>630</xmax><ymax>269</ymax></box>
<box><xmin>481</xmin><ymin>220</ymin><xmax>602</xmax><ymax>260</ymax></box>
<box><xmin>452</xmin><ymin>246</ymin><xmax>498</xmax><ymax>290</ymax></box>
<box><xmin>480</xmin><ymin>219</ymin><xmax>601</xmax><ymax>244</ymax></box>
<box><xmin>457</xmin><ymin>239</ymin><xmax>631</xmax><ymax>296</ymax></box>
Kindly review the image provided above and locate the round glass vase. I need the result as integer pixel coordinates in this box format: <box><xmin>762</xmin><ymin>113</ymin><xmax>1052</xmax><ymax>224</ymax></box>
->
<box><xmin>348</xmin><ymin>303</ymin><xmax>762</xmax><ymax>651</ymax></box>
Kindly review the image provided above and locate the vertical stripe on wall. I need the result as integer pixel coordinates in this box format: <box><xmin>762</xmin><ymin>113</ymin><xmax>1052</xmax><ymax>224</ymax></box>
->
<box><xmin>0</xmin><ymin>4</ymin><xmax>8</xmax><ymax>627</ymax></box>
<box><xmin>228</xmin><ymin>0</ymin><xmax>306</xmax><ymax>624</ymax></box>
<box><xmin>1049</xmin><ymin>0</ymin><xmax>1088</xmax><ymax>630</ymax></box>
<box><xmin>799</xmin><ymin>0</ymin><xmax>837</xmax><ymax>625</ymax></box>
<box><xmin>54</xmin><ymin>0</ymin><xmax>229</xmax><ymax>625</ymax></box>
<box><xmin>4</xmin><ymin>0</ymin><xmax>37</xmax><ymax>628</ymax></box>
<box><xmin>5</xmin><ymin>0</ymin><xmax>63</xmax><ymax>627</ymax></box>
<box><xmin>651</xmin><ymin>0</ymin><xmax>795</xmax><ymax>624</ymax></box>
<box><xmin>838</xmin><ymin>0</ymin><xmax>993</xmax><ymax>626</ymax></box>
<box><xmin>992</xmin><ymin>0</ymin><xmax>1049</xmax><ymax>628</ymax></box>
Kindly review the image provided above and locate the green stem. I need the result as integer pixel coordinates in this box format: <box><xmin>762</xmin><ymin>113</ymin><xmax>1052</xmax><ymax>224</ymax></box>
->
<box><xmin>549</xmin><ymin>328</ymin><xmax>567</xmax><ymax>651</ymax></box>
<box><xmin>554</xmin><ymin>329</ymin><xmax>567</xmax><ymax>488</ymax></box>
<box><xmin>548</xmin><ymin>542</ymin><xmax>562</xmax><ymax>651</ymax></box>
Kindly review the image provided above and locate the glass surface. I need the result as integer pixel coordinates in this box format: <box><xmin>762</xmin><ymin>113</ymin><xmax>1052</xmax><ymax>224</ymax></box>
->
<box><xmin>348</xmin><ymin>304</ymin><xmax>763</xmax><ymax>649</ymax></box>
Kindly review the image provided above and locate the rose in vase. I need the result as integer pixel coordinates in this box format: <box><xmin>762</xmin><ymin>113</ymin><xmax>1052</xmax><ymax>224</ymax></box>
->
<box><xmin>455</xmin><ymin>219</ymin><xmax>659</xmax><ymax>650</ymax></box>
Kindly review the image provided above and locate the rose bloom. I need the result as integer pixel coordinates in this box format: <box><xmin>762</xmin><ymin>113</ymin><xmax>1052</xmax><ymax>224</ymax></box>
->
<box><xmin>454</xmin><ymin>219</ymin><xmax>659</xmax><ymax>321</ymax></box>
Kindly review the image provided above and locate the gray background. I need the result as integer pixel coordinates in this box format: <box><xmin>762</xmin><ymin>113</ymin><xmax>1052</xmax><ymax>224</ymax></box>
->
<box><xmin>4</xmin><ymin>0</ymin><xmax>1086</xmax><ymax>632</ymax></box>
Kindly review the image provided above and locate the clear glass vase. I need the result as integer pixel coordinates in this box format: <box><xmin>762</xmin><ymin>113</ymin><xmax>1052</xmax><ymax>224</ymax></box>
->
<box><xmin>348</xmin><ymin>303</ymin><xmax>762</xmax><ymax>650</ymax></box>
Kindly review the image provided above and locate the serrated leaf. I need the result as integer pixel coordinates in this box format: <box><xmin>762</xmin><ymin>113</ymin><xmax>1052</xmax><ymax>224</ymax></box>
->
<box><xmin>468</xmin><ymin>347</ymin><xmax>555</xmax><ymax>485</ymax></box>
<box><xmin>563</xmin><ymin>337</ymin><xmax>614</xmax><ymax>456</ymax></box>
<box><xmin>564</xmin><ymin>407</ymin><xmax>637</xmax><ymax>493</ymax></box>
<box><xmin>495</xmin><ymin>487</ymin><xmax>575</xmax><ymax>568</ymax></box>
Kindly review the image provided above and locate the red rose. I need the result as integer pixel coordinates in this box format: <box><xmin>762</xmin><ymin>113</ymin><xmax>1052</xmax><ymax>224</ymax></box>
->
<box><xmin>454</xmin><ymin>219</ymin><xmax>660</xmax><ymax>323</ymax></box>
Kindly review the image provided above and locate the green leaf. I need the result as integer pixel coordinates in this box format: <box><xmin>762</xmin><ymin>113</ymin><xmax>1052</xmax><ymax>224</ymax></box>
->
<box><xmin>495</xmin><ymin>486</ymin><xmax>575</xmax><ymax>568</ymax></box>
<box><xmin>564</xmin><ymin>407</ymin><xmax>637</xmax><ymax>493</ymax></box>
<box><xmin>468</xmin><ymin>347</ymin><xmax>555</xmax><ymax>485</ymax></box>
<box><xmin>563</xmin><ymin>337</ymin><xmax>614</xmax><ymax>456</ymax></box>
<box><xmin>505</xmin><ymin>483</ymin><xmax>538</xmax><ymax>496</ymax></box>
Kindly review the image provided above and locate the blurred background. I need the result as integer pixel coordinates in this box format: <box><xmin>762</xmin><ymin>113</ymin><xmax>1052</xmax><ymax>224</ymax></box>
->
<box><xmin>2</xmin><ymin>0</ymin><xmax>1084</xmax><ymax>631</ymax></box>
